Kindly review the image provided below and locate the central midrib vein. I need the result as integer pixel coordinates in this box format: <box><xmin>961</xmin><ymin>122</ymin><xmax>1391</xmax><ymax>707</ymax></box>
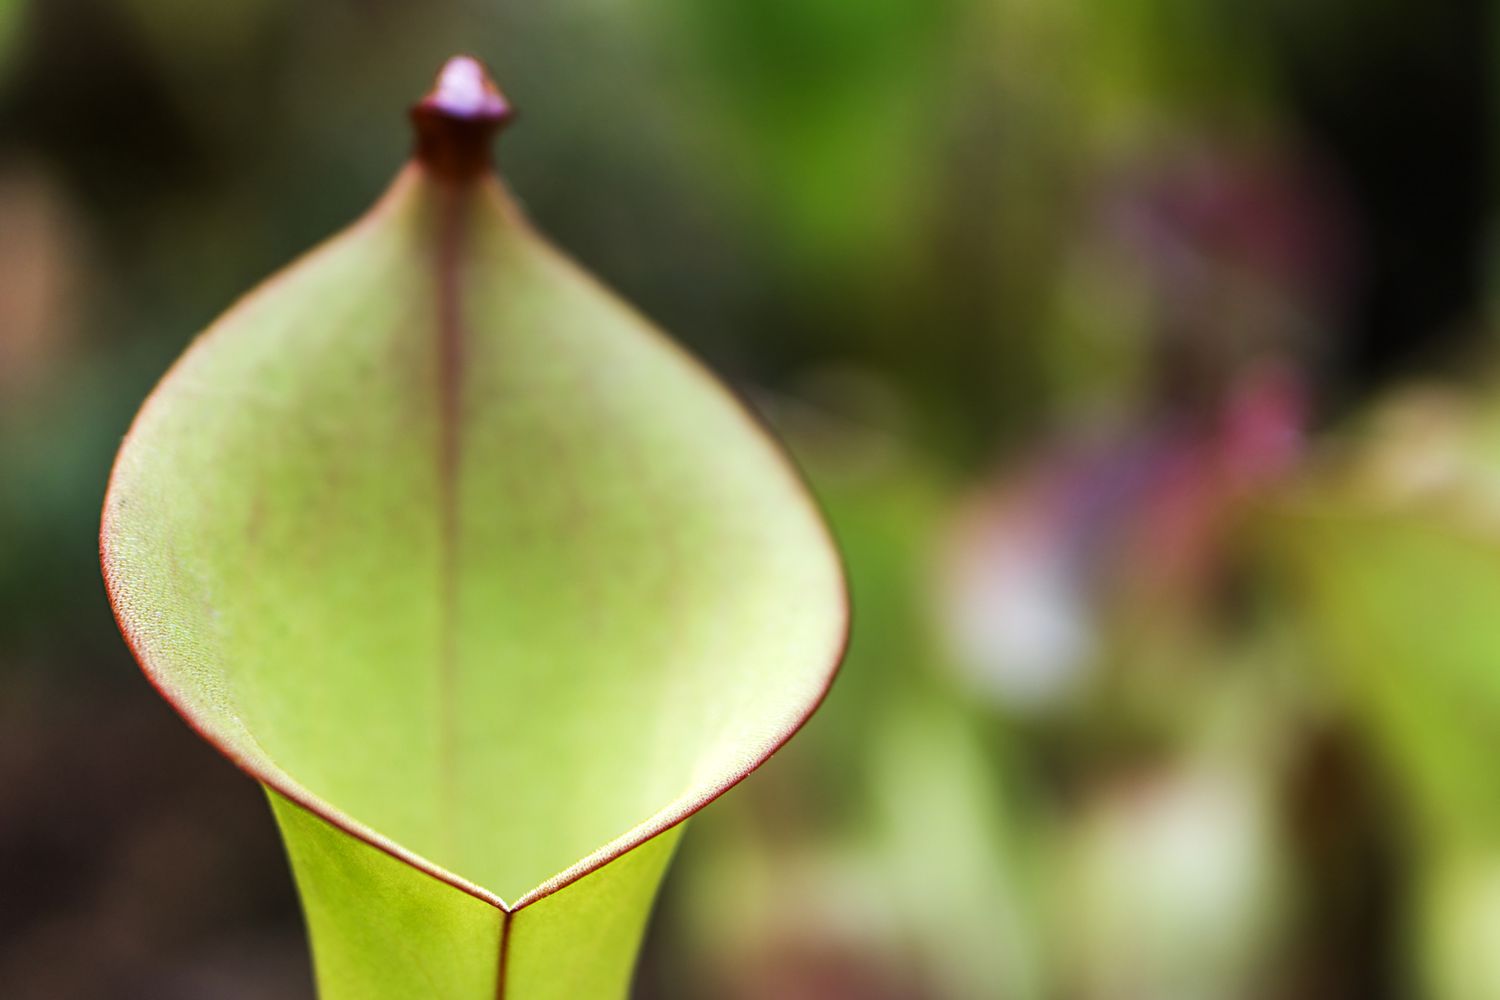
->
<box><xmin>433</xmin><ymin>178</ymin><xmax>515</xmax><ymax>1000</ymax></box>
<box><xmin>435</xmin><ymin>181</ymin><xmax>466</xmax><ymax>872</ymax></box>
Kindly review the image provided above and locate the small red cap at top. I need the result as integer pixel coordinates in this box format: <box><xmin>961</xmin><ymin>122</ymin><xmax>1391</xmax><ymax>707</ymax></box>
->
<box><xmin>416</xmin><ymin>56</ymin><xmax>512</xmax><ymax>124</ymax></box>
<box><xmin>410</xmin><ymin>56</ymin><xmax>513</xmax><ymax>180</ymax></box>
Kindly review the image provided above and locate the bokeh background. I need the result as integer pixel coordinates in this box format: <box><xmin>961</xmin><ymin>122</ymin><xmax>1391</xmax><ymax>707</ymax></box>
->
<box><xmin>3</xmin><ymin>1</ymin><xmax>1498</xmax><ymax>997</ymax></box>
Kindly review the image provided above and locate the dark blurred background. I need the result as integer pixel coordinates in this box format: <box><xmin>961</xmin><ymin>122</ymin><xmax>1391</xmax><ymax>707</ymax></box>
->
<box><xmin>3</xmin><ymin>1</ymin><xmax>1498</xmax><ymax>997</ymax></box>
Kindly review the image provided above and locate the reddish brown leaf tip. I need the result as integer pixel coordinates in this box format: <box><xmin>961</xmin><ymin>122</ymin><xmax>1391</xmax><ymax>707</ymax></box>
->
<box><xmin>410</xmin><ymin>55</ymin><xmax>513</xmax><ymax>181</ymax></box>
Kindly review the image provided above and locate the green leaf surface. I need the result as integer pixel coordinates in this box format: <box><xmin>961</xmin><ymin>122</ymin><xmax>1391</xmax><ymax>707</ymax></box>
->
<box><xmin>102</xmin><ymin>58</ymin><xmax>847</xmax><ymax>999</ymax></box>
